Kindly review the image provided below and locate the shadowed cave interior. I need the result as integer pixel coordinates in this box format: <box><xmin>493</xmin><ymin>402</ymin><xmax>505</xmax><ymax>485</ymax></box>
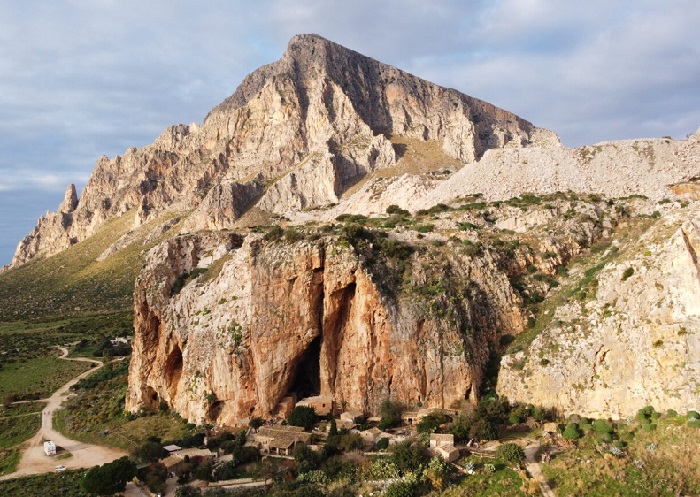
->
<box><xmin>289</xmin><ymin>335</ymin><xmax>321</xmax><ymax>400</ymax></box>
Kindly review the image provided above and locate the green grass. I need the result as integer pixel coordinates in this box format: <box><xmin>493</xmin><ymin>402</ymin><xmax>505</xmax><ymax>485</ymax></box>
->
<box><xmin>0</xmin><ymin>448</ymin><xmax>20</xmax><ymax>477</ymax></box>
<box><xmin>0</xmin><ymin>413</ymin><xmax>40</xmax><ymax>448</ymax></box>
<box><xmin>53</xmin><ymin>363</ymin><xmax>195</xmax><ymax>451</ymax></box>
<box><xmin>0</xmin><ymin>470</ymin><xmax>90</xmax><ymax>496</ymax></box>
<box><xmin>446</xmin><ymin>458</ymin><xmax>528</xmax><ymax>497</ymax></box>
<box><xmin>542</xmin><ymin>416</ymin><xmax>700</xmax><ymax>496</ymax></box>
<box><xmin>0</xmin><ymin>312</ymin><xmax>133</xmax><ymax>366</ymax></box>
<box><xmin>0</xmin><ymin>355</ymin><xmax>92</xmax><ymax>401</ymax></box>
<box><xmin>0</xmin><ymin>209</ymin><xmax>182</xmax><ymax>322</ymax></box>
<box><xmin>0</xmin><ymin>401</ymin><xmax>46</xmax><ymax>418</ymax></box>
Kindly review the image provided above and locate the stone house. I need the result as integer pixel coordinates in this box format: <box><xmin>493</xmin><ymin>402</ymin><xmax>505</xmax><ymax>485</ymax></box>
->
<box><xmin>340</xmin><ymin>410</ymin><xmax>364</xmax><ymax>424</ymax></box>
<box><xmin>255</xmin><ymin>426</ymin><xmax>312</xmax><ymax>455</ymax></box>
<box><xmin>429</xmin><ymin>433</ymin><xmax>460</xmax><ymax>463</ymax></box>
<box><xmin>295</xmin><ymin>396</ymin><xmax>334</xmax><ymax>416</ymax></box>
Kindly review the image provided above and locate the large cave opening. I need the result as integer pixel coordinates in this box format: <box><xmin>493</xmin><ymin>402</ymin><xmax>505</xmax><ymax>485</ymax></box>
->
<box><xmin>288</xmin><ymin>335</ymin><xmax>321</xmax><ymax>400</ymax></box>
<box><xmin>165</xmin><ymin>345</ymin><xmax>183</xmax><ymax>399</ymax></box>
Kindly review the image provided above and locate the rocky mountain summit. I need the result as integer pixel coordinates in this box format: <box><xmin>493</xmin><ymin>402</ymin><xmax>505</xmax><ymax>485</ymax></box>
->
<box><xmin>6</xmin><ymin>35</ymin><xmax>700</xmax><ymax>422</ymax></box>
<box><xmin>9</xmin><ymin>34</ymin><xmax>547</xmax><ymax>269</ymax></box>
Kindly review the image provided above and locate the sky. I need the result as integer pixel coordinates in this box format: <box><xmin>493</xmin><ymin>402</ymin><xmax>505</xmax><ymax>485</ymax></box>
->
<box><xmin>1</xmin><ymin>0</ymin><xmax>699</xmax><ymax>266</ymax></box>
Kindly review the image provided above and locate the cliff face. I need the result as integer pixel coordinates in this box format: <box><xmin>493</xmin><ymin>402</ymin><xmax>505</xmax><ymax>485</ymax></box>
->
<box><xmin>126</xmin><ymin>231</ymin><xmax>523</xmax><ymax>423</ymax></box>
<box><xmin>126</xmin><ymin>191</ymin><xmax>626</xmax><ymax>422</ymax></box>
<box><xmin>497</xmin><ymin>207</ymin><xmax>700</xmax><ymax>419</ymax></box>
<box><xmin>10</xmin><ymin>34</ymin><xmax>542</xmax><ymax>269</ymax></box>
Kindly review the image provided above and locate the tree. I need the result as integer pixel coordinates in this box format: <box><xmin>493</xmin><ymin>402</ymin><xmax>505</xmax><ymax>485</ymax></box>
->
<box><xmin>329</xmin><ymin>417</ymin><xmax>338</xmax><ymax>436</ymax></box>
<box><xmin>495</xmin><ymin>442</ymin><xmax>525</xmax><ymax>467</ymax></box>
<box><xmin>417</xmin><ymin>412</ymin><xmax>451</xmax><ymax>434</ymax></box>
<box><xmin>293</xmin><ymin>443</ymin><xmax>320</xmax><ymax>473</ymax></box>
<box><xmin>338</xmin><ymin>432</ymin><xmax>364</xmax><ymax>452</ymax></box>
<box><xmin>134</xmin><ymin>440</ymin><xmax>166</xmax><ymax>463</ymax></box>
<box><xmin>250</xmin><ymin>417</ymin><xmax>265</xmax><ymax>430</ymax></box>
<box><xmin>378</xmin><ymin>400</ymin><xmax>404</xmax><ymax>430</ymax></box>
<box><xmin>390</xmin><ymin>441</ymin><xmax>428</xmax><ymax>472</ymax></box>
<box><xmin>83</xmin><ymin>456</ymin><xmax>136</xmax><ymax>495</ymax></box>
<box><xmin>288</xmin><ymin>406</ymin><xmax>317</xmax><ymax>430</ymax></box>
<box><xmin>214</xmin><ymin>460</ymin><xmax>238</xmax><ymax>481</ymax></box>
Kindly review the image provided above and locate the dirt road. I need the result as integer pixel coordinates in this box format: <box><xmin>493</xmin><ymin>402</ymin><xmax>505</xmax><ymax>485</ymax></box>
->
<box><xmin>0</xmin><ymin>347</ymin><xmax>127</xmax><ymax>480</ymax></box>
<box><xmin>524</xmin><ymin>442</ymin><xmax>557</xmax><ymax>497</ymax></box>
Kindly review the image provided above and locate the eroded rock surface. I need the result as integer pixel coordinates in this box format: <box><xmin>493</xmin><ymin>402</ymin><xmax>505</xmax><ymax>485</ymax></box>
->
<box><xmin>497</xmin><ymin>208</ymin><xmax>700</xmax><ymax>419</ymax></box>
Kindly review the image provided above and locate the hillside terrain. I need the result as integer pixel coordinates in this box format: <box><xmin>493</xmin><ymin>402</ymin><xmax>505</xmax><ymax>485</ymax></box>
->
<box><xmin>0</xmin><ymin>33</ymin><xmax>699</xmax><ymax>496</ymax></box>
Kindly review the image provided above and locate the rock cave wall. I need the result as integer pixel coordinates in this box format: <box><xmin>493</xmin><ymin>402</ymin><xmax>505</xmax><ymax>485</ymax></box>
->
<box><xmin>126</xmin><ymin>231</ymin><xmax>523</xmax><ymax>424</ymax></box>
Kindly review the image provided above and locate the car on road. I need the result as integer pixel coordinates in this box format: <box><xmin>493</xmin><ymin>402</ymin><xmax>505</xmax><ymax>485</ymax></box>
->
<box><xmin>55</xmin><ymin>465</ymin><xmax>66</xmax><ymax>471</ymax></box>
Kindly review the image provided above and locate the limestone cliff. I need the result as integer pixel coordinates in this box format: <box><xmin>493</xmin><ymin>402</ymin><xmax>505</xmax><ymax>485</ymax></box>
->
<box><xmin>126</xmin><ymin>194</ymin><xmax>621</xmax><ymax>422</ymax></box>
<box><xmin>497</xmin><ymin>207</ymin><xmax>700</xmax><ymax>419</ymax></box>
<box><xmin>126</xmin><ymin>232</ymin><xmax>509</xmax><ymax>423</ymax></box>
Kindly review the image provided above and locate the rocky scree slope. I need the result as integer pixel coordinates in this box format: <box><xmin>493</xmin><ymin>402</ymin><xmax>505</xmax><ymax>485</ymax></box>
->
<box><xmin>9</xmin><ymin>33</ymin><xmax>544</xmax><ymax>269</ymax></box>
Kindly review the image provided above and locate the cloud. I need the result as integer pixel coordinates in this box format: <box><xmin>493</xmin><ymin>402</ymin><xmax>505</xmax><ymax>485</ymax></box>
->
<box><xmin>0</xmin><ymin>0</ymin><xmax>699</xmax><ymax>264</ymax></box>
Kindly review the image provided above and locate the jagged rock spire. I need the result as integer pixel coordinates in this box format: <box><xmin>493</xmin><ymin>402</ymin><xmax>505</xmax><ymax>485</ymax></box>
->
<box><xmin>59</xmin><ymin>183</ymin><xmax>79</xmax><ymax>213</ymax></box>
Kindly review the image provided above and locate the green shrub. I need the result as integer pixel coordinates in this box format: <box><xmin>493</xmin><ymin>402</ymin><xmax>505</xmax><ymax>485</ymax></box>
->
<box><xmin>263</xmin><ymin>225</ymin><xmax>283</xmax><ymax>241</ymax></box>
<box><xmin>386</xmin><ymin>205</ymin><xmax>410</xmax><ymax>217</ymax></box>
<box><xmin>390</xmin><ymin>441</ymin><xmax>429</xmax><ymax>472</ymax></box>
<box><xmin>378</xmin><ymin>400</ymin><xmax>404</xmax><ymax>430</ymax></box>
<box><xmin>384</xmin><ymin>481</ymin><xmax>414</xmax><ymax>497</ymax></box>
<box><xmin>376</xmin><ymin>438</ymin><xmax>389</xmax><ymax>450</ymax></box>
<box><xmin>593</xmin><ymin>419</ymin><xmax>613</xmax><ymax>435</ymax></box>
<box><xmin>495</xmin><ymin>442</ymin><xmax>525</xmax><ymax>467</ymax></box>
<box><xmin>417</xmin><ymin>412</ymin><xmax>451</xmax><ymax>433</ymax></box>
<box><xmin>287</xmin><ymin>406</ymin><xmax>317</xmax><ymax>430</ymax></box>
<box><xmin>597</xmin><ymin>432</ymin><xmax>613</xmax><ymax>443</ymax></box>
<box><xmin>563</xmin><ymin>423</ymin><xmax>581</xmax><ymax>440</ymax></box>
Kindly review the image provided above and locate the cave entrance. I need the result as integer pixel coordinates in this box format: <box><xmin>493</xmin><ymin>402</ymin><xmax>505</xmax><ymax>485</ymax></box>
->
<box><xmin>289</xmin><ymin>335</ymin><xmax>321</xmax><ymax>400</ymax></box>
<box><xmin>165</xmin><ymin>345</ymin><xmax>183</xmax><ymax>399</ymax></box>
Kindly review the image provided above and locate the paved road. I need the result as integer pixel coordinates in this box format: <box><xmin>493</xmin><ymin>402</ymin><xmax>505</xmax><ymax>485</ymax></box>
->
<box><xmin>0</xmin><ymin>347</ymin><xmax>127</xmax><ymax>480</ymax></box>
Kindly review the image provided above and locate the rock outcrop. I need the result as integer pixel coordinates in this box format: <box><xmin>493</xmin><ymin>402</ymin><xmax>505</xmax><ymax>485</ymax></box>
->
<box><xmin>497</xmin><ymin>207</ymin><xmax>700</xmax><ymax>419</ymax></box>
<box><xmin>126</xmin><ymin>193</ymin><xmax>625</xmax><ymax>422</ymax></box>
<box><xmin>126</xmin><ymin>231</ymin><xmax>519</xmax><ymax>423</ymax></box>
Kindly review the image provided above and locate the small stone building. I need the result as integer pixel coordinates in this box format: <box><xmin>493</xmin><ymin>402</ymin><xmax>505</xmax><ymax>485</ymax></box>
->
<box><xmin>295</xmin><ymin>396</ymin><xmax>334</xmax><ymax>416</ymax></box>
<box><xmin>429</xmin><ymin>433</ymin><xmax>459</xmax><ymax>462</ymax></box>
<box><xmin>341</xmin><ymin>410</ymin><xmax>364</xmax><ymax>424</ymax></box>
<box><xmin>256</xmin><ymin>426</ymin><xmax>312</xmax><ymax>455</ymax></box>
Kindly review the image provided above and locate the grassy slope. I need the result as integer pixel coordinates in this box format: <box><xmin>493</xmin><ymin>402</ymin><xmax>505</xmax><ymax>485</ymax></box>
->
<box><xmin>0</xmin><ymin>209</ymin><xmax>184</xmax><ymax>322</ymax></box>
<box><xmin>53</xmin><ymin>361</ymin><xmax>195</xmax><ymax>452</ymax></box>
<box><xmin>0</xmin><ymin>355</ymin><xmax>92</xmax><ymax>401</ymax></box>
<box><xmin>542</xmin><ymin>416</ymin><xmax>700</xmax><ymax>496</ymax></box>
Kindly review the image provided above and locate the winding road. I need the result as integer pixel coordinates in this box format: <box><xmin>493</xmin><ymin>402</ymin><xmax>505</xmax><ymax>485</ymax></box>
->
<box><xmin>0</xmin><ymin>347</ymin><xmax>127</xmax><ymax>480</ymax></box>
